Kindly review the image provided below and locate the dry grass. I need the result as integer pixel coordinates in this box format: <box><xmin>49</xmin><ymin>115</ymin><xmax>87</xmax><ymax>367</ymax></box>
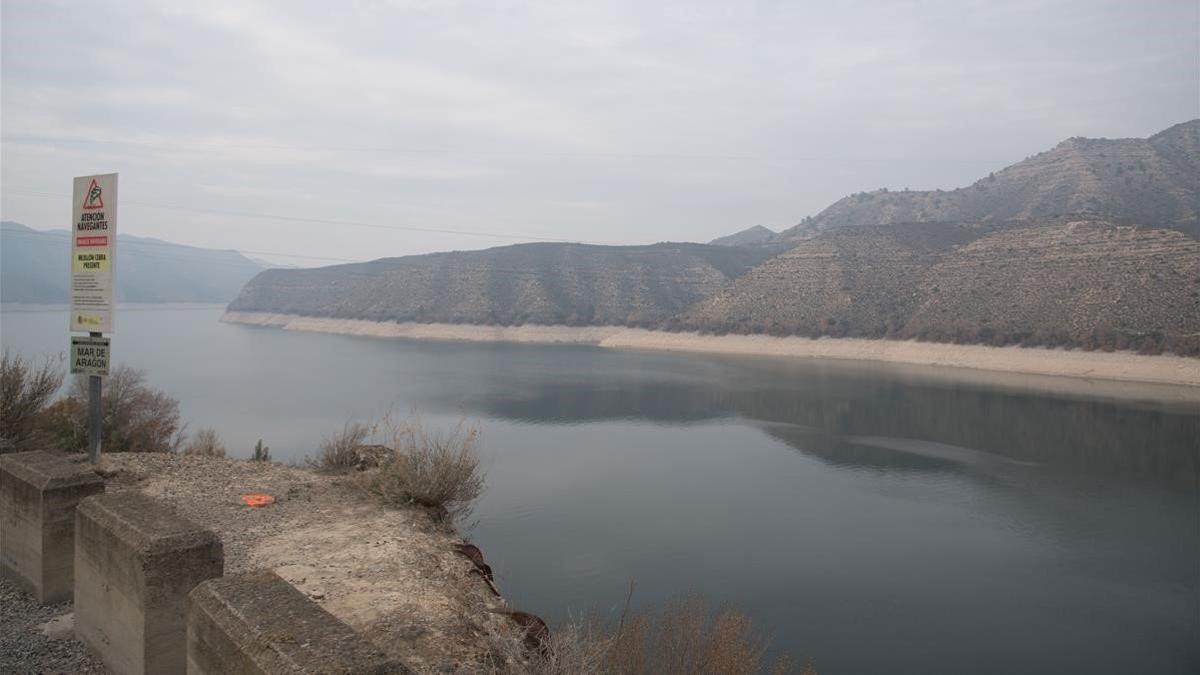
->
<box><xmin>500</xmin><ymin>595</ymin><xmax>803</xmax><ymax>675</ymax></box>
<box><xmin>183</xmin><ymin>427</ymin><xmax>227</xmax><ymax>457</ymax></box>
<box><xmin>311</xmin><ymin>421</ymin><xmax>372</xmax><ymax>473</ymax></box>
<box><xmin>610</xmin><ymin>597</ymin><xmax>783</xmax><ymax>675</ymax></box>
<box><xmin>358</xmin><ymin>417</ymin><xmax>484</xmax><ymax>523</ymax></box>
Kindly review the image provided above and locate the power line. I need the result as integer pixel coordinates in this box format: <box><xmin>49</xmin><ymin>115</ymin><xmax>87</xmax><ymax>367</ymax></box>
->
<box><xmin>3</xmin><ymin>188</ymin><xmax>617</xmax><ymax>246</ymax></box>
<box><xmin>0</xmin><ymin>133</ymin><xmax>993</xmax><ymax>164</ymax></box>
<box><xmin>0</xmin><ymin>226</ymin><xmax>741</xmax><ymax>283</ymax></box>
<box><xmin>0</xmin><ymin>226</ymin><xmax>357</xmax><ymax>265</ymax></box>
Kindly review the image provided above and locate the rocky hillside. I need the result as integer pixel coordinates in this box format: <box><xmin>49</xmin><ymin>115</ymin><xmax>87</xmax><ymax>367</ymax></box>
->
<box><xmin>685</xmin><ymin>220</ymin><xmax>1200</xmax><ymax>354</ymax></box>
<box><xmin>780</xmin><ymin>120</ymin><xmax>1200</xmax><ymax>240</ymax></box>
<box><xmin>229</xmin><ymin>242</ymin><xmax>774</xmax><ymax>326</ymax></box>
<box><xmin>228</xmin><ymin>120</ymin><xmax>1200</xmax><ymax>355</ymax></box>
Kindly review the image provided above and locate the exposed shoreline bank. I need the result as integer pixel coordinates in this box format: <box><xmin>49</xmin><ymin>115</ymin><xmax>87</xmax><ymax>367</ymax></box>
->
<box><xmin>222</xmin><ymin>311</ymin><xmax>1200</xmax><ymax>391</ymax></box>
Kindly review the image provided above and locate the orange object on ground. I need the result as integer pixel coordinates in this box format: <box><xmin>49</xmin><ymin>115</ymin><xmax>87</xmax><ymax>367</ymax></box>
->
<box><xmin>241</xmin><ymin>494</ymin><xmax>275</xmax><ymax>508</ymax></box>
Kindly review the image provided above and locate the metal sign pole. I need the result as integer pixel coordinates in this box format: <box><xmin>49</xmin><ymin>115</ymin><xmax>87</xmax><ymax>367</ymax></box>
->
<box><xmin>87</xmin><ymin>331</ymin><xmax>103</xmax><ymax>464</ymax></box>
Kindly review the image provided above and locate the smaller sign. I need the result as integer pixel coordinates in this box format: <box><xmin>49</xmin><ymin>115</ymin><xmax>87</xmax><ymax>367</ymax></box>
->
<box><xmin>70</xmin><ymin>336</ymin><xmax>110</xmax><ymax>377</ymax></box>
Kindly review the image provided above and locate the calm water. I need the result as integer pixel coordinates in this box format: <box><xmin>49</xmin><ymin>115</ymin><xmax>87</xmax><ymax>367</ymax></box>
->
<box><xmin>3</xmin><ymin>305</ymin><xmax>1198</xmax><ymax>674</ymax></box>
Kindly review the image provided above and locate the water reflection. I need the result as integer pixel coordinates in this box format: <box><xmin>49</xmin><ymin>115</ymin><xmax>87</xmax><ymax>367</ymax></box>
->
<box><xmin>446</xmin><ymin>354</ymin><xmax>1200</xmax><ymax>487</ymax></box>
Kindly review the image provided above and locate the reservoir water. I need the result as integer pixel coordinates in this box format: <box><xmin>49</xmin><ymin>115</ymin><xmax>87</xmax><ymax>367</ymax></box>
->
<box><xmin>3</xmin><ymin>305</ymin><xmax>1197</xmax><ymax>674</ymax></box>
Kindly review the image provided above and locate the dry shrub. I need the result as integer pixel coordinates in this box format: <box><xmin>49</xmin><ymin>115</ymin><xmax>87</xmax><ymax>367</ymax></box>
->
<box><xmin>484</xmin><ymin>615</ymin><xmax>613</xmax><ymax>675</ymax></box>
<box><xmin>311</xmin><ymin>421</ymin><xmax>372</xmax><ymax>473</ymax></box>
<box><xmin>37</xmin><ymin>364</ymin><xmax>182</xmax><ymax>453</ymax></box>
<box><xmin>508</xmin><ymin>595</ymin><xmax>802</xmax><ymax>675</ymax></box>
<box><xmin>183</xmin><ymin>427</ymin><xmax>226</xmax><ymax>457</ymax></box>
<box><xmin>0</xmin><ymin>349</ymin><xmax>64</xmax><ymax>452</ymax></box>
<box><xmin>607</xmin><ymin>596</ymin><xmax>773</xmax><ymax>675</ymax></box>
<box><xmin>359</xmin><ymin>417</ymin><xmax>484</xmax><ymax>523</ymax></box>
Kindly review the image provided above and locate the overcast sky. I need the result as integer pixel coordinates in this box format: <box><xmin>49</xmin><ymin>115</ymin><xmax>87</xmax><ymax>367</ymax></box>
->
<box><xmin>2</xmin><ymin>0</ymin><xmax>1197</xmax><ymax>265</ymax></box>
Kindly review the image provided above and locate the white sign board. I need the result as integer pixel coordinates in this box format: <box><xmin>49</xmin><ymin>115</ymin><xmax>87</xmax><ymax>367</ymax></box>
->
<box><xmin>70</xmin><ymin>173</ymin><xmax>118</xmax><ymax>333</ymax></box>
<box><xmin>70</xmin><ymin>336</ymin><xmax>110</xmax><ymax>377</ymax></box>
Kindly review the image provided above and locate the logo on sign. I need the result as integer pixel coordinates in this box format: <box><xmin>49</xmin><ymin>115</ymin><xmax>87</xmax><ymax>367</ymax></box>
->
<box><xmin>82</xmin><ymin>178</ymin><xmax>104</xmax><ymax>210</ymax></box>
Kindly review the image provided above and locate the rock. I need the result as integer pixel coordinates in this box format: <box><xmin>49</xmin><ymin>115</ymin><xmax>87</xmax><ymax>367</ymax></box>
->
<box><xmin>38</xmin><ymin>613</ymin><xmax>74</xmax><ymax>641</ymax></box>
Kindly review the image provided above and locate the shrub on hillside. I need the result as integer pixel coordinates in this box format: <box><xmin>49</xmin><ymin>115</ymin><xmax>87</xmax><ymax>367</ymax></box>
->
<box><xmin>358</xmin><ymin>417</ymin><xmax>484</xmax><ymax>523</ymax></box>
<box><xmin>312</xmin><ymin>422</ymin><xmax>373</xmax><ymax>473</ymax></box>
<box><xmin>183</xmin><ymin>428</ymin><xmax>226</xmax><ymax>457</ymax></box>
<box><xmin>39</xmin><ymin>364</ymin><xmax>182</xmax><ymax>453</ymax></box>
<box><xmin>0</xmin><ymin>350</ymin><xmax>64</xmax><ymax>452</ymax></box>
<box><xmin>500</xmin><ymin>595</ymin><xmax>805</xmax><ymax>675</ymax></box>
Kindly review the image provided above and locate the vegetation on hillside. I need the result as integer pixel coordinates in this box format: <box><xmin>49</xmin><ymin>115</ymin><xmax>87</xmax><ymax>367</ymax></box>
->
<box><xmin>313</xmin><ymin>416</ymin><xmax>485</xmax><ymax>524</ymax></box>
<box><xmin>0</xmin><ymin>349</ymin><xmax>64</xmax><ymax>451</ymax></box>
<box><xmin>1</xmin><ymin>357</ymin><xmax>193</xmax><ymax>455</ymax></box>
<box><xmin>489</xmin><ymin>593</ymin><xmax>807</xmax><ymax>675</ymax></box>
<box><xmin>183</xmin><ymin>427</ymin><xmax>227</xmax><ymax>457</ymax></box>
<box><xmin>685</xmin><ymin>221</ymin><xmax>1200</xmax><ymax>356</ymax></box>
<box><xmin>36</xmin><ymin>365</ymin><xmax>185</xmax><ymax>453</ymax></box>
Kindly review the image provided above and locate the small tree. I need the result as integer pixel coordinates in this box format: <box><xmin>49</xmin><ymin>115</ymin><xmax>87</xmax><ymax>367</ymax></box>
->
<box><xmin>183</xmin><ymin>428</ymin><xmax>226</xmax><ymax>457</ymax></box>
<box><xmin>0</xmin><ymin>350</ymin><xmax>64</xmax><ymax>452</ymax></box>
<box><xmin>252</xmin><ymin>439</ymin><xmax>272</xmax><ymax>462</ymax></box>
<box><xmin>40</xmin><ymin>364</ymin><xmax>183</xmax><ymax>453</ymax></box>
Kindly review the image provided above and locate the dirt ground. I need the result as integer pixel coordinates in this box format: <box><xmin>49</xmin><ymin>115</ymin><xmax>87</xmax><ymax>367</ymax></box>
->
<box><xmin>4</xmin><ymin>453</ymin><xmax>525</xmax><ymax>674</ymax></box>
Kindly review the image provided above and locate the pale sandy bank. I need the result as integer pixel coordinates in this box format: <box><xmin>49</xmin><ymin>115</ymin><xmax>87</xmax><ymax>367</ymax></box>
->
<box><xmin>222</xmin><ymin>311</ymin><xmax>1200</xmax><ymax>391</ymax></box>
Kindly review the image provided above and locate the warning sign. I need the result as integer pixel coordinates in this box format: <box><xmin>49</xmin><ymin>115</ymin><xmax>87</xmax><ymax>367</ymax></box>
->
<box><xmin>70</xmin><ymin>173</ymin><xmax>117</xmax><ymax>333</ymax></box>
<box><xmin>82</xmin><ymin>178</ymin><xmax>105</xmax><ymax>210</ymax></box>
<box><xmin>70</xmin><ymin>336</ymin><xmax>110</xmax><ymax>377</ymax></box>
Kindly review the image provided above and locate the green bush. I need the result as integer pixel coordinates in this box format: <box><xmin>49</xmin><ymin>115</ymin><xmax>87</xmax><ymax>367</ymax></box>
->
<box><xmin>252</xmin><ymin>439</ymin><xmax>272</xmax><ymax>462</ymax></box>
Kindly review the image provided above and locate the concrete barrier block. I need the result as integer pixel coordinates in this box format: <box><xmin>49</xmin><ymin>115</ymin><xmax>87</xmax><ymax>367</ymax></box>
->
<box><xmin>75</xmin><ymin>491</ymin><xmax>223</xmax><ymax>675</ymax></box>
<box><xmin>1</xmin><ymin>450</ymin><xmax>104</xmax><ymax>603</ymax></box>
<box><xmin>188</xmin><ymin>570</ymin><xmax>410</xmax><ymax>674</ymax></box>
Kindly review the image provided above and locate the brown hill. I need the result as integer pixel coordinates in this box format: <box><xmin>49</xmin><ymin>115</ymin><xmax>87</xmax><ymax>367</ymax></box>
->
<box><xmin>780</xmin><ymin>120</ymin><xmax>1200</xmax><ymax>239</ymax></box>
<box><xmin>684</xmin><ymin>220</ymin><xmax>1200</xmax><ymax>354</ymax></box>
<box><xmin>228</xmin><ymin>242</ymin><xmax>774</xmax><ymax>327</ymax></box>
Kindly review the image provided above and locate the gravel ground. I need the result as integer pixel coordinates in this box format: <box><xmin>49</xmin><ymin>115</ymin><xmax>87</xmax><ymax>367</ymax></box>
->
<box><xmin>0</xmin><ymin>577</ymin><xmax>105</xmax><ymax>674</ymax></box>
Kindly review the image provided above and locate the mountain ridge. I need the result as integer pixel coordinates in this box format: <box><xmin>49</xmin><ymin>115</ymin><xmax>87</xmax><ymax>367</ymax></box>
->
<box><xmin>1</xmin><ymin>221</ymin><xmax>264</xmax><ymax>304</ymax></box>
<box><xmin>775</xmin><ymin>119</ymin><xmax>1200</xmax><ymax>241</ymax></box>
<box><xmin>227</xmin><ymin>119</ymin><xmax>1200</xmax><ymax>355</ymax></box>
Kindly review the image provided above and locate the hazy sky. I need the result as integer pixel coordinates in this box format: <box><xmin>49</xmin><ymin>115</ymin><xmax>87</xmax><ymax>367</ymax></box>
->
<box><xmin>3</xmin><ymin>0</ymin><xmax>1197</xmax><ymax>265</ymax></box>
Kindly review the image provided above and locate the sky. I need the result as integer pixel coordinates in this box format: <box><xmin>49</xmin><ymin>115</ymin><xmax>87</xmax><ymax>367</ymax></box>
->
<box><xmin>2</xmin><ymin>0</ymin><xmax>1197</xmax><ymax>266</ymax></box>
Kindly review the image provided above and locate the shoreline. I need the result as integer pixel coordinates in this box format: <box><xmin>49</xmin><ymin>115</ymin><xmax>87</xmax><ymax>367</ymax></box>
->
<box><xmin>221</xmin><ymin>311</ymin><xmax>1200</xmax><ymax>391</ymax></box>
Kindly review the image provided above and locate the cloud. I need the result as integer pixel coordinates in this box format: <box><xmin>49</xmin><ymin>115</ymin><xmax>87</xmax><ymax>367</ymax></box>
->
<box><xmin>2</xmin><ymin>0</ymin><xmax>1196</xmax><ymax>264</ymax></box>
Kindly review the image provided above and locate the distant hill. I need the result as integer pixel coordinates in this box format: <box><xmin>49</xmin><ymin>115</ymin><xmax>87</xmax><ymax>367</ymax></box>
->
<box><xmin>686</xmin><ymin>219</ymin><xmax>1200</xmax><ymax>354</ymax></box>
<box><xmin>780</xmin><ymin>119</ymin><xmax>1200</xmax><ymax>240</ymax></box>
<box><xmin>1</xmin><ymin>222</ymin><xmax>264</xmax><ymax>304</ymax></box>
<box><xmin>709</xmin><ymin>225</ymin><xmax>778</xmax><ymax>247</ymax></box>
<box><xmin>229</xmin><ymin>241</ymin><xmax>774</xmax><ymax>326</ymax></box>
<box><xmin>226</xmin><ymin>120</ymin><xmax>1200</xmax><ymax>356</ymax></box>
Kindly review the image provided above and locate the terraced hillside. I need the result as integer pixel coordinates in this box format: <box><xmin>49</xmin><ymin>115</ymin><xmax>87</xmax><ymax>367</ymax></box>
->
<box><xmin>229</xmin><ymin>242</ymin><xmax>775</xmax><ymax>326</ymax></box>
<box><xmin>778</xmin><ymin>120</ymin><xmax>1200</xmax><ymax>240</ymax></box>
<box><xmin>686</xmin><ymin>220</ymin><xmax>1200</xmax><ymax>354</ymax></box>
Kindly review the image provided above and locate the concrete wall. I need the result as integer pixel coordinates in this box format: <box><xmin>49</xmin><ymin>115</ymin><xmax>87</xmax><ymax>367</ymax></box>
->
<box><xmin>0</xmin><ymin>451</ymin><xmax>104</xmax><ymax>603</ymax></box>
<box><xmin>75</xmin><ymin>491</ymin><xmax>223</xmax><ymax>675</ymax></box>
<box><xmin>188</xmin><ymin>570</ymin><xmax>410</xmax><ymax>674</ymax></box>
